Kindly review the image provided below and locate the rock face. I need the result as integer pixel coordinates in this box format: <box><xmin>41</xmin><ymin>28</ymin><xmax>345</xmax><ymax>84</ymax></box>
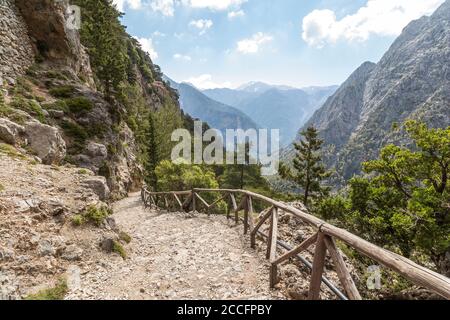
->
<box><xmin>24</xmin><ymin>121</ymin><xmax>66</xmax><ymax>165</ymax></box>
<box><xmin>83</xmin><ymin>177</ymin><xmax>110</xmax><ymax>201</ymax></box>
<box><xmin>0</xmin><ymin>117</ymin><xmax>25</xmax><ymax>145</ymax></box>
<box><xmin>0</xmin><ymin>0</ymin><xmax>35</xmax><ymax>81</ymax></box>
<box><xmin>291</xmin><ymin>1</ymin><xmax>450</xmax><ymax>181</ymax></box>
<box><xmin>14</xmin><ymin>0</ymin><xmax>94</xmax><ymax>86</ymax></box>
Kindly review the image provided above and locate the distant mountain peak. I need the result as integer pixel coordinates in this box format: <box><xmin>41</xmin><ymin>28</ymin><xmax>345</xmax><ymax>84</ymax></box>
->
<box><xmin>237</xmin><ymin>81</ymin><xmax>297</xmax><ymax>93</ymax></box>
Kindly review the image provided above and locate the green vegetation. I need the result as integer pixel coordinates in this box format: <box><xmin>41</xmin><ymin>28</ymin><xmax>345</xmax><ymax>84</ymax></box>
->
<box><xmin>119</xmin><ymin>231</ymin><xmax>132</xmax><ymax>244</ymax></box>
<box><xmin>72</xmin><ymin>205</ymin><xmax>111</xmax><ymax>227</ymax></box>
<box><xmin>41</xmin><ymin>100</ymin><xmax>69</xmax><ymax>112</ymax></box>
<box><xmin>9</xmin><ymin>97</ymin><xmax>46</xmax><ymax>123</ymax></box>
<box><xmin>0</xmin><ymin>143</ymin><xmax>26</xmax><ymax>160</ymax></box>
<box><xmin>144</xmin><ymin>112</ymin><xmax>159</xmax><ymax>190</ymax></box>
<box><xmin>112</xmin><ymin>240</ymin><xmax>127</xmax><ymax>259</ymax></box>
<box><xmin>24</xmin><ymin>279</ymin><xmax>68</xmax><ymax>300</ymax></box>
<box><xmin>60</xmin><ymin>120</ymin><xmax>88</xmax><ymax>153</ymax></box>
<box><xmin>65</xmin><ymin>96</ymin><xmax>93</xmax><ymax>114</ymax></box>
<box><xmin>49</xmin><ymin>85</ymin><xmax>75</xmax><ymax>98</ymax></box>
<box><xmin>280</xmin><ymin>126</ymin><xmax>330</xmax><ymax>205</ymax></box>
<box><xmin>313</xmin><ymin>121</ymin><xmax>450</xmax><ymax>276</ymax></box>
<box><xmin>77</xmin><ymin>169</ymin><xmax>89</xmax><ymax>175</ymax></box>
<box><xmin>0</xmin><ymin>183</ymin><xmax>4</xmax><ymax>192</ymax></box>
<box><xmin>73</xmin><ymin>0</ymin><xmax>128</xmax><ymax>95</ymax></box>
<box><xmin>71</xmin><ymin>214</ymin><xmax>84</xmax><ymax>226</ymax></box>
<box><xmin>156</xmin><ymin>160</ymin><xmax>219</xmax><ymax>191</ymax></box>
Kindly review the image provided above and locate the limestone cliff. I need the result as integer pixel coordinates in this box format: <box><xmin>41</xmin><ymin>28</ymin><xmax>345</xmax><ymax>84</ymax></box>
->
<box><xmin>290</xmin><ymin>1</ymin><xmax>450</xmax><ymax>182</ymax></box>
<box><xmin>0</xmin><ymin>0</ymin><xmax>180</xmax><ymax>198</ymax></box>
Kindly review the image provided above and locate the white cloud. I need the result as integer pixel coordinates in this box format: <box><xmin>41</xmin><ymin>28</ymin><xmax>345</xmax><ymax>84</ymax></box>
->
<box><xmin>189</xmin><ymin>19</ymin><xmax>213</xmax><ymax>35</ymax></box>
<box><xmin>112</xmin><ymin>0</ymin><xmax>142</xmax><ymax>11</ymax></box>
<box><xmin>184</xmin><ymin>74</ymin><xmax>232</xmax><ymax>90</ymax></box>
<box><xmin>174</xmin><ymin>53</ymin><xmax>192</xmax><ymax>61</ymax></box>
<box><xmin>152</xmin><ymin>31</ymin><xmax>166</xmax><ymax>37</ymax></box>
<box><xmin>302</xmin><ymin>0</ymin><xmax>445</xmax><ymax>48</ymax></box>
<box><xmin>228</xmin><ymin>10</ymin><xmax>245</xmax><ymax>19</ymax></box>
<box><xmin>150</xmin><ymin>0</ymin><xmax>175</xmax><ymax>17</ymax></box>
<box><xmin>237</xmin><ymin>32</ymin><xmax>273</xmax><ymax>54</ymax></box>
<box><xmin>134</xmin><ymin>37</ymin><xmax>158</xmax><ymax>60</ymax></box>
<box><xmin>182</xmin><ymin>0</ymin><xmax>246</xmax><ymax>11</ymax></box>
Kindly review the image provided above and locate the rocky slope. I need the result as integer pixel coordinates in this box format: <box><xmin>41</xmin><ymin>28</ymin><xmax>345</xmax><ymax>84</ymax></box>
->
<box><xmin>0</xmin><ymin>0</ymin><xmax>180</xmax><ymax>198</ymax></box>
<box><xmin>290</xmin><ymin>1</ymin><xmax>450</xmax><ymax>181</ymax></box>
<box><xmin>0</xmin><ymin>0</ymin><xmax>184</xmax><ymax>299</ymax></box>
<box><xmin>0</xmin><ymin>151</ymin><xmax>124</xmax><ymax>299</ymax></box>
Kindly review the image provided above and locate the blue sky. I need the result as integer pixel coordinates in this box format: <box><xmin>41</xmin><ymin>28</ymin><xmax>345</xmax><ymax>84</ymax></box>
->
<box><xmin>113</xmin><ymin>0</ymin><xmax>444</xmax><ymax>89</ymax></box>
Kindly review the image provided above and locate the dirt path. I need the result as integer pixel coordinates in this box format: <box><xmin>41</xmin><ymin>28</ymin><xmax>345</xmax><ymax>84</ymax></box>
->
<box><xmin>66</xmin><ymin>193</ymin><xmax>285</xmax><ymax>300</ymax></box>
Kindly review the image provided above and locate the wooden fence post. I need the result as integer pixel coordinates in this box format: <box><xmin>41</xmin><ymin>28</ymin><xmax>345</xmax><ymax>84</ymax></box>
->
<box><xmin>308</xmin><ymin>232</ymin><xmax>327</xmax><ymax>300</ymax></box>
<box><xmin>266</xmin><ymin>207</ymin><xmax>279</xmax><ymax>260</ymax></box>
<box><xmin>192</xmin><ymin>190</ymin><xmax>196</xmax><ymax>212</ymax></box>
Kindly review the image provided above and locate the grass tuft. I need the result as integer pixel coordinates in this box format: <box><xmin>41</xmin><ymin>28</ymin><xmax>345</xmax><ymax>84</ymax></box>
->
<box><xmin>119</xmin><ymin>231</ymin><xmax>132</xmax><ymax>244</ymax></box>
<box><xmin>112</xmin><ymin>240</ymin><xmax>127</xmax><ymax>259</ymax></box>
<box><xmin>24</xmin><ymin>278</ymin><xmax>68</xmax><ymax>300</ymax></box>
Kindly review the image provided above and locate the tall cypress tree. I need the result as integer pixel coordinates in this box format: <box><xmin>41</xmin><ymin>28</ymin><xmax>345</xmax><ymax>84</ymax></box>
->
<box><xmin>145</xmin><ymin>112</ymin><xmax>159</xmax><ymax>191</ymax></box>
<box><xmin>280</xmin><ymin>126</ymin><xmax>330</xmax><ymax>204</ymax></box>
<box><xmin>74</xmin><ymin>0</ymin><xmax>128</xmax><ymax>96</ymax></box>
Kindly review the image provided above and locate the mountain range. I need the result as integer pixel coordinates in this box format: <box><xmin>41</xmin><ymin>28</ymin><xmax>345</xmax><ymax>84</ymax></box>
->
<box><xmin>203</xmin><ymin>83</ymin><xmax>337</xmax><ymax>146</ymax></box>
<box><xmin>288</xmin><ymin>0</ymin><xmax>450</xmax><ymax>182</ymax></box>
<box><xmin>164</xmin><ymin>77</ymin><xmax>260</xmax><ymax>135</ymax></box>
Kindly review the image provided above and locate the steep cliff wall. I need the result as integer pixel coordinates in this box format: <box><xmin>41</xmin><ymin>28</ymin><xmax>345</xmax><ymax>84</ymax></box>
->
<box><xmin>0</xmin><ymin>0</ymin><xmax>34</xmax><ymax>83</ymax></box>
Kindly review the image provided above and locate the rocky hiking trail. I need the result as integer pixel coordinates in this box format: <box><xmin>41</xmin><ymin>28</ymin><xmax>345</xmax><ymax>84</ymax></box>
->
<box><xmin>66</xmin><ymin>193</ymin><xmax>285</xmax><ymax>300</ymax></box>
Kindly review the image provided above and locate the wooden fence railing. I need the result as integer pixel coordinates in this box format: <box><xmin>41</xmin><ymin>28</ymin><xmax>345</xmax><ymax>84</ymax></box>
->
<box><xmin>141</xmin><ymin>188</ymin><xmax>450</xmax><ymax>300</ymax></box>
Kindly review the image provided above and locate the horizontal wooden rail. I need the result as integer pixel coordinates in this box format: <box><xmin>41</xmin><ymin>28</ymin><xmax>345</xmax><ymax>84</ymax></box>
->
<box><xmin>142</xmin><ymin>188</ymin><xmax>450</xmax><ymax>300</ymax></box>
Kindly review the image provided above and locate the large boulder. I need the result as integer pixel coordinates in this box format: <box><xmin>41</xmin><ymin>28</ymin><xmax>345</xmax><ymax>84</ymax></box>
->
<box><xmin>24</xmin><ymin>121</ymin><xmax>66</xmax><ymax>165</ymax></box>
<box><xmin>0</xmin><ymin>118</ymin><xmax>24</xmax><ymax>145</ymax></box>
<box><xmin>83</xmin><ymin>176</ymin><xmax>110</xmax><ymax>201</ymax></box>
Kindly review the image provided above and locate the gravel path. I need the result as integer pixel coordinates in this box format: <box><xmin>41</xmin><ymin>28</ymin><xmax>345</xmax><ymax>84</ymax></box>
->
<box><xmin>66</xmin><ymin>193</ymin><xmax>285</xmax><ymax>300</ymax></box>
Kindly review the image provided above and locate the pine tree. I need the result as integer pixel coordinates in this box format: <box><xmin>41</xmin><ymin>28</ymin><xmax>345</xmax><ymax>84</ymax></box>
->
<box><xmin>144</xmin><ymin>112</ymin><xmax>159</xmax><ymax>191</ymax></box>
<box><xmin>280</xmin><ymin>126</ymin><xmax>330</xmax><ymax>204</ymax></box>
<box><xmin>74</xmin><ymin>0</ymin><xmax>128</xmax><ymax>96</ymax></box>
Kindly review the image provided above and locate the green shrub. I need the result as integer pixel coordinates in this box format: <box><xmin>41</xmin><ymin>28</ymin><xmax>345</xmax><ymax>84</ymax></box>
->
<box><xmin>49</xmin><ymin>85</ymin><xmax>75</xmax><ymax>98</ymax></box>
<box><xmin>77</xmin><ymin>169</ymin><xmax>89</xmax><ymax>175</ymax></box>
<box><xmin>42</xmin><ymin>100</ymin><xmax>69</xmax><ymax>112</ymax></box>
<box><xmin>45</xmin><ymin>71</ymin><xmax>68</xmax><ymax>80</ymax></box>
<box><xmin>24</xmin><ymin>279</ymin><xmax>68</xmax><ymax>300</ymax></box>
<box><xmin>10</xmin><ymin>97</ymin><xmax>46</xmax><ymax>123</ymax></box>
<box><xmin>119</xmin><ymin>231</ymin><xmax>132</xmax><ymax>244</ymax></box>
<box><xmin>0</xmin><ymin>183</ymin><xmax>5</xmax><ymax>192</ymax></box>
<box><xmin>65</xmin><ymin>97</ymin><xmax>93</xmax><ymax>114</ymax></box>
<box><xmin>0</xmin><ymin>143</ymin><xmax>27</xmax><ymax>160</ymax></box>
<box><xmin>83</xmin><ymin>205</ymin><xmax>111</xmax><ymax>226</ymax></box>
<box><xmin>112</xmin><ymin>240</ymin><xmax>127</xmax><ymax>259</ymax></box>
<box><xmin>71</xmin><ymin>214</ymin><xmax>85</xmax><ymax>226</ymax></box>
<box><xmin>60</xmin><ymin>120</ymin><xmax>88</xmax><ymax>152</ymax></box>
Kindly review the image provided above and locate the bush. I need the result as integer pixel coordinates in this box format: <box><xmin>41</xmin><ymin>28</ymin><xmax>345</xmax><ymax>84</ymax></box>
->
<box><xmin>0</xmin><ymin>183</ymin><xmax>4</xmax><ymax>192</ymax></box>
<box><xmin>119</xmin><ymin>231</ymin><xmax>132</xmax><ymax>244</ymax></box>
<box><xmin>65</xmin><ymin>97</ymin><xmax>93</xmax><ymax>114</ymax></box>
<box><xmin>72</xmin><ymin>205</ymin><xmax>111</xmax><ymax>227</ymax></box>
<box><xmin>60</xmin><ymin>120</ymin><xmax>88</xmax><ymax>152</ymax></box>
<box><xmin>42</xmin><ymin>100</ymin><xmax>69</xmax><ymax>112</ymax></box>
<box><xmin>84</xmin><ymin>205</ymin><xmax>111</xmax><ymax>226</ymax></box>
<box><xmin>24</xmin><ymin>278</ymin><xmax>68</xmax><ymax>300</ymax></box>
<box><xmin>10</xmin><ymin>97</ymin><xmax>46</xmax><ymax>123</ymax></box>
<box><xmin>77</xmin><ymin>169</ymin><xmax>89</xmax><ymax>175</ymax></box>
<box><xmin>112</xmin><ymin>240</ymin><xmax>127</xmax><ymax>259</ymax></box>
<box><xmin>49</xmin><ymin>85</ymin><xmax>75</xmax><ymax>98</ymax></box>
<box><xmin>71</xmin><ymin>214</ymin><xmax>84</xmax><ymax>226</ymax></box>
